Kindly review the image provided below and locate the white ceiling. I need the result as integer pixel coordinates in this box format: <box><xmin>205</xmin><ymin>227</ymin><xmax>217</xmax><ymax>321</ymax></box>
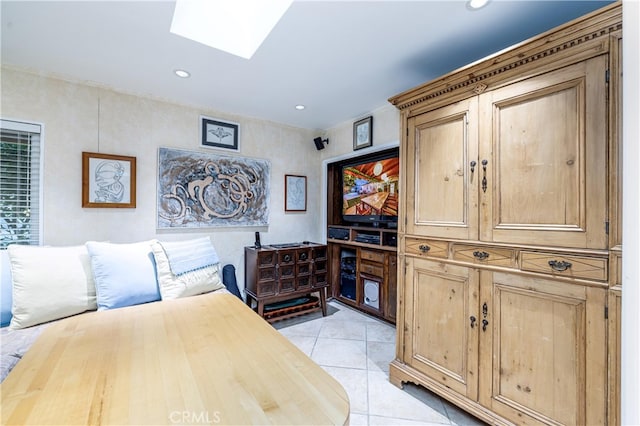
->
<box><xmin>1</xmin><ymin>0</ymin><xmax>614</xmax><ymax>130</ymax></box>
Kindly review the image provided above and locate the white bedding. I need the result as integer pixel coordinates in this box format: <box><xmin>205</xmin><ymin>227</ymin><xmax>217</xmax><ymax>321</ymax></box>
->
<box><xmin>0</xmin><ymin>323</ymin><xmax>48</xmax><ymax>382</ymax></box>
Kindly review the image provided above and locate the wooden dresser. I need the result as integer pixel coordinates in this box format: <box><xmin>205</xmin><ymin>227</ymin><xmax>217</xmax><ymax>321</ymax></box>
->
<box><xmin>244</xmin><ymin>243</ymin><xmax>329</xmax><ymax>321</ymax></box>
<box><xmin>389</xmin><ymin>3</ymin><xmax>622</xmax><ymax>425</ymax></box>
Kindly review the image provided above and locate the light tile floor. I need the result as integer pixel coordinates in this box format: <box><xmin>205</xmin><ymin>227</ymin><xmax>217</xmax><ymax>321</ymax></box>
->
<box><xmin>274</xmin><ymin>300</ymin><xmax>487</xmax><ymax>426</ymax></box>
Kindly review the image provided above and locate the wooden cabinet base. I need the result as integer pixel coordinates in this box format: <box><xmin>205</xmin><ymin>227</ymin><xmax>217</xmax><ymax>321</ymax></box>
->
<box><xmin>246</xmin><ymin>291</ymin><xmax>327</xmax><ymax>323</ymax></box>
<box><xmin>389</xmin><ymin>361</ymin><xmax>514</xmax><ymax>426</ymax></box>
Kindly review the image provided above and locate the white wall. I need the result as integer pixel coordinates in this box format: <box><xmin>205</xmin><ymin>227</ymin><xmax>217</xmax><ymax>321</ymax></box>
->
<box><xmin>0</xmin><ymin>67</ymin><xmax>323</xmax><ymax>291</ymax></box>
<box><xmin>320</xmin><ymin>104</ymin><xmax>400</xmax><ymax>162</ymax></box>
<box><xmin>621</xmin><ymin>1</ymin><xmax>640</xmax><ymax>424</ymax></box>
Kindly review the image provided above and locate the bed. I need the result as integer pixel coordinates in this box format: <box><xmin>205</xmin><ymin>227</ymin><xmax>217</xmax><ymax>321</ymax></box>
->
<box><xmin>0</xmin><ymin>290</ymin><xmax>350</xmax><ymax>425</ymax></box>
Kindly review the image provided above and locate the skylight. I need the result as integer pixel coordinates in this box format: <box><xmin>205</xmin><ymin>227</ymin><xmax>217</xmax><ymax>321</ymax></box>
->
<box><xmin>170</xmin><ymin>0</ymin><xmax>294</xmax><ymax>60</ymax></box>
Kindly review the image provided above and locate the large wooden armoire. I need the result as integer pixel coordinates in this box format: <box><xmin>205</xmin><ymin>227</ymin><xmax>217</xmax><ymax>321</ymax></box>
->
<box><xmin>388</xmin><ymin>3</ymin><xmax>622</xmax><ymax>425</ymax></box>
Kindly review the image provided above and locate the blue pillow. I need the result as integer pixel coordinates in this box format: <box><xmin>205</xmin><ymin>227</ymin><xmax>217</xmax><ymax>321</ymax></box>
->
<box><xmin>1</xmin><ymin>249</ymin><xmax>13</xmax><ymax>327</ymax></box>
<box><xmin>86</xmin><ymin>241</ymin><xmax>160</xmax><ymax>310</ymax></box>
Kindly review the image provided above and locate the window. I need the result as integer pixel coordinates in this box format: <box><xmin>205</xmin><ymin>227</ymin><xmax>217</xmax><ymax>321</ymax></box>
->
<box><xmin>0</xmin><ymin>119</ymin><xmax>43</xmax><ymax>248</ymax></box>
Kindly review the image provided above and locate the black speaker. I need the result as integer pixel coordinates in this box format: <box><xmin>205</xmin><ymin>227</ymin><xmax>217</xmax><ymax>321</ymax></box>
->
<box><xmin>314</xmin><ymin>137</ymin><xmax>328</xmax><ymax>150</ymax></box>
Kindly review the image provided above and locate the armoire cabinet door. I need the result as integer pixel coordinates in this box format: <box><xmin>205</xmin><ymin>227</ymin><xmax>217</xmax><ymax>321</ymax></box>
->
<box><xmin>404</xmin><ymin>257</ymin><xmax>479</xmax><ymax>400</ymax></box>
<box><xmin>478</xmin><ymin>271</ymin><xmax>607</xmax><ymax>425</ymax></box>
<box><xmin>479</xmin><ymin>55</ymin><xmax>608</xmax><ymax>249</ymax></box>
<box><xmin>406</xmin><ymin>98</ymin><xmax>479</xmax><ymax>240</ymax></box>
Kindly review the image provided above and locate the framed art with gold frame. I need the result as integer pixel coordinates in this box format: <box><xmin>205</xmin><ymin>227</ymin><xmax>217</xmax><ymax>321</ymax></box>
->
<box><xmin>82</xmin><ymin>152</ymin><xmax>136</xmax><ymax>208</ymax></box>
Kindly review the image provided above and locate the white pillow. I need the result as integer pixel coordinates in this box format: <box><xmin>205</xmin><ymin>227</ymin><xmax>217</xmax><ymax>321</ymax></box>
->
<box><xmin>86</xmin><ymin>240</ymin><xmax>160</xmax><ymax>310</ymax></box>
<box><xmin>151</xmin><ymin>239</ymin><xmax>224</xmax><ymax>300</ymax></box>
<box><xmin>7</xmin><ymin>244</ymin><xmax>97</xmax><ymax>329</ymax></box>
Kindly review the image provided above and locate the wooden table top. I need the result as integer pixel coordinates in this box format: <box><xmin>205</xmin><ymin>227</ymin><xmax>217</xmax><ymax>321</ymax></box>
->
<box><xmin>361</xmin><ymin>192</ymin><xmax>390</xmax><ymax>212</ymax></box>
<box><xmin>1</xmin><ymin>292</ymin><xmax>350</xmax><ymax>425</ymax></box>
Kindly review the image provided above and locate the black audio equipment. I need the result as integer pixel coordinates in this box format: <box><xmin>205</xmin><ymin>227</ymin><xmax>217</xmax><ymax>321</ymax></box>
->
<box><xmin>328</xmin><ymin>227</ymin><xmax>350</xmax><ymax>240</ymax></box>
<box><xmin>353</xmin><ymin>234</ymin><xmax>380</xmax><ymax>245</ymax></box>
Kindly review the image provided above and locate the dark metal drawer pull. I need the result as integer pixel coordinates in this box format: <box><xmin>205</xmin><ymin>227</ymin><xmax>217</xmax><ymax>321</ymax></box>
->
<box><xmin>283</xmin><ymin>254</ymin><xmax>292</xmax><ymax>262</ymax></box>
<box><xmin>299</xmin><ymin>253</ymin><xmax>308</xmax><ymax>261</ymax></box>
<box><xmin>418</xmin><ymin>244</ymin><xmax>431</xmax><ymax>253</ymax></box>
<box><xmin>473</xmin><ymin>251</ymin><xmax>490</xmax><ymax>260</ymax></box>
<box><xmin>548</xmin><ymin>260</ymin><xmax>572</xmax><ymax>272</ymax></box>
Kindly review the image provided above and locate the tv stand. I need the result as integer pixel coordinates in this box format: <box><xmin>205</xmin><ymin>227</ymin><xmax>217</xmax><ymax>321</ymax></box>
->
<box><xmin>326</xmin><ymin>148</ymin><xmax>399</xmax><ymax>323</ymax></box>
<box><xmin>326</xmin><ymin>225</ymin><xmax>397</xmax><ymax>323</ymax></box>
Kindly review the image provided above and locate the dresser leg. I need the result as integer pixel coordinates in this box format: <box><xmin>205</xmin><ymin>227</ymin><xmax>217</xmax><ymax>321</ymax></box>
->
<box><xmin>319</xmin><ymin>288</ymin><xmax>327</xmax><ymax>316</ymax></box>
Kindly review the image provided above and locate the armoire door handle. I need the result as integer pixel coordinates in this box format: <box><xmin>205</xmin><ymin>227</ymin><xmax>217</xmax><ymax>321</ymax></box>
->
<box><xmin>470</xmin><ymin>316</ymin><xmax>477</xmax><ymax>328</ymax></box>
<box><xmin>481</xmin><ymin>159</ymin><xmax>488</xmax><ymax>193</ymax></box>
<box><xmin>470</xmin><ymin>161</ymin><xmax>477</xmax><ymax>173</ymax></box>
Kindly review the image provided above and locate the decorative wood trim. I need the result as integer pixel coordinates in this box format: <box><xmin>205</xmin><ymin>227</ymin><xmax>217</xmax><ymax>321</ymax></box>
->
<box><xmin>389</xmin><ymin>3</ymin><xmax>622</xmax><ymax>111</ymax></box>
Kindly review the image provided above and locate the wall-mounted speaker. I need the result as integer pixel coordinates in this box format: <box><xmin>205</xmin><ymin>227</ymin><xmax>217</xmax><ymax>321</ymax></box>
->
<box><xmin>314</xmin><ymin>137</ymin><xmax>329</xmax><ymax>150</ymax></box>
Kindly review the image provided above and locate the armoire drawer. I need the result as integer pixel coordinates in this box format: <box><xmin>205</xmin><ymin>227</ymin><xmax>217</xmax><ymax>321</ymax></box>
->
<box><xmin>405</xmin><ymin>238</ymin><xmax>448</xmax><ymax>259</ymax></box>
<box><xmin>520</xmin><ymin>251</ymin><xmax>608</xmax><ymax>281</ymax></box>
<box><xmin>452</xmin><ymin>244</ymin><xmax>516</xmax><ymax>267</ymax></box>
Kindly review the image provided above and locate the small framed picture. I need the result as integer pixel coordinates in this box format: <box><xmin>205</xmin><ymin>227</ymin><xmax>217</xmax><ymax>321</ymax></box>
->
<box><xmin>353</xmin><ymin>116</ymin><xmax>373</xmax><ymax>150</ymax></box>
<box><xmin>82</xmin><ymin>152</ymin><xmax>136</xmax><ymax>208</ymax></box>
<box><xmin>285</xmin><ymin>174</ymin><xmax>307</xmax><ymax>212</ymax></box>
<box><xmin>200</xmin><ymin>115</ymin><xmax>239</xmax><ymax>151</ymax></box>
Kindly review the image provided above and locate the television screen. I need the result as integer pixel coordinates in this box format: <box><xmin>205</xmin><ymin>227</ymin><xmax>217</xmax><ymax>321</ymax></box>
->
<box><xmin>342</xmin><ymin>152</ymin><xmax>399</xmax><ymax>226</ymax></box>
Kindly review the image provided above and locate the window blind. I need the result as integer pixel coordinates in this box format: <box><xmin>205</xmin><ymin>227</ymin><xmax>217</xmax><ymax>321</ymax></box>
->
<box><xmin>0</xmin><ymin>119</ymin><xmax>42</xmax><ymax>248</ymax></box>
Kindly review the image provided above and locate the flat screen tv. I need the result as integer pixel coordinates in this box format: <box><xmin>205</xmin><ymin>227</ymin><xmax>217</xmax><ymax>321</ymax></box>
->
<box><xmin>341</xmin><ymin>150</ymin><xmax>399</xmax><ymax>227</ymax></box>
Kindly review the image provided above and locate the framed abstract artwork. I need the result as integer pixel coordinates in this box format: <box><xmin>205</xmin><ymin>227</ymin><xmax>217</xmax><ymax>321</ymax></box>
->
<box><xmin>82</xmin><ymin>152</ymin><xmax>136</xmax><ymax>208</ymax></box>
<box><xmin>157</xmin><ymin>147</ymin><xmax>270</xmax><ymax>228</ymax></box>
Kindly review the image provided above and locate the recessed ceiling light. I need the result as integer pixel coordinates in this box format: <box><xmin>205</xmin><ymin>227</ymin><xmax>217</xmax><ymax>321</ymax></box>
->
<box><xmin>467</xmin><ymin>0</ymin><xmax>490</xmax><ymax>10</ymax></box>
<box><xmin>170</xmin><ymin>0</ymin><xmax>294</xmax><ymax>60</ymax></box>
<box><xmin>295</xmin><ymin>105</ymin><xmax>305</xmax><ymax>110</ymax></box>
<box><xmin>174</xmin><ymin>69</ymin><xmax>190</xmax><ymax>78</ymax></box>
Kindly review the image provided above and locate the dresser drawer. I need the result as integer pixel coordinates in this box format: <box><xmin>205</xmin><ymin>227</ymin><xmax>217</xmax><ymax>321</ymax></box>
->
<box><xmin>360</xmin><ymin>249</ymin><xmax>385</xmax><ymax>264</ymax></box>
<box><xmin>314</xmin><ymin>259</ymin><xmax>327</xmax><ymax>274</ymax></box>
<box><xmin>360</xmin><ymin>261</ymin><xmax>384</xmax><ymax>277</ymax></box>
<box><xmin>257</xmin><ymin>251</ymin><xmax>276</xmax><ymax>267</ymax></box>
<box><xmin>521</xmin><ymin>251</ymin><xmax>608</xmax><ymax>281</ymax></box>
<box><xmin>255</xmin><ymin>281</ymin><xmax>276</xmax><ymax>297</ymax></box>
<box><xmin>278</xmin><ymin>250</ymin><xmax>296</xmax><ymax>265</ymax></box>
<box><xmin>452</xmin><ymin>244</ymin><xmax>516</xmax><ymax>268</ymax></box>
<box><xmin>313</xmin><ymin>273</ymin><xmax>327</xmax><ymax>288</ymax></box>
<box><xmin>257</xmin><ymin>267</ymin><xmax>276</xmax><ymax>282</ymax></box>
<box><xmin>405</xmin><ymin>238</ymin><xmax>448</xmax><ymax>259</ymax></box>
<box><xmin>296</xmin><ymin>248</ymin><xmax>312</xmax><ymax>263</ymax></box>
<box><xmin>313</xmin><ymin>246</ymin><xmax>327</xmax><ymax>260</ymax></box>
